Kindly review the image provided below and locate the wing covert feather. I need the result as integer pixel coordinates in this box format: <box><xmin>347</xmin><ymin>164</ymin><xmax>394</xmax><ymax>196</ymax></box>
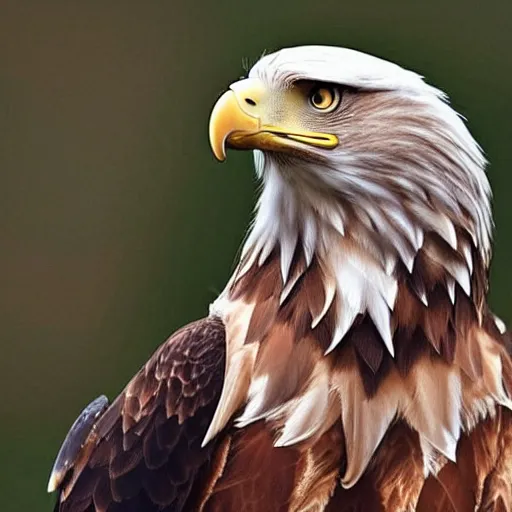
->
<box><xmin>53</xmin><ymin>316</ymin><xmax>226</xmax><ymax>512</ymax></box>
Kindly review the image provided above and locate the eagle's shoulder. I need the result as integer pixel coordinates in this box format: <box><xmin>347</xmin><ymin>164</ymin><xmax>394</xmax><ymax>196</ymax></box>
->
<box><xmin>51</xmin><ymin>316</ymin><xmax>226</xmax><ymax>512</ymax></box>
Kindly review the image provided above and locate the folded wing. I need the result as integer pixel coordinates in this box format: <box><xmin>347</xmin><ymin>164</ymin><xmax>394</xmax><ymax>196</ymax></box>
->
<box><xmin>50</xmin><ymin>317</ymin><xmax>225</xmax><ymax>512</ymax></box>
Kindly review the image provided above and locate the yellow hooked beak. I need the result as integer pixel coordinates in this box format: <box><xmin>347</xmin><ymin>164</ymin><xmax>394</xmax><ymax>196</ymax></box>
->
<box><xmin>209</xmin><ymin>78</ymin><xmax>339</xmax><ymax>161</ymax></box>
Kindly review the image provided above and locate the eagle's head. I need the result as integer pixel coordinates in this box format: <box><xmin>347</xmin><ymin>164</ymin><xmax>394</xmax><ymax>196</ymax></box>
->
<box><xmin>210</xmin><ymin>45</ymin><xmax>492</xmax><ymax>354</ymax></box>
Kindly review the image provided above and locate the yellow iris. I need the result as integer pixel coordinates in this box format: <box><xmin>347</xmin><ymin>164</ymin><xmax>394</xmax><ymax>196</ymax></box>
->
<box><xmin>309</xmin><ymin>86</ymin><xmax>340</xmax><ymax>111</ymax></box>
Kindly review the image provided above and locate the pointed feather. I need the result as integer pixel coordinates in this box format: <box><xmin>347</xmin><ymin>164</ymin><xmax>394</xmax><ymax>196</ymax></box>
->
<box><xmin>403</xmin><ymin>361</ymin><xmax>461</xmax><ymax>462</ymax></box>
<box><xmin>280</xmin><ymin>230</ymin><xmax>298</xmax><ymax>286</ymax></box>
<box><xmin>280</xmin><ymin>256</ymin><xmax>307</xmax><ymax>305</ymax></box>
<box><xmin>494</xmin><ymin>315</ymin><xmax>507</xmax><ymax>335</ymax></box>
<box><xmin>460</xmin><ymin>240</ymin><xmax>474</xmax><ymax>274</ymax></box>
<box><xmin>311</xmin><ymin>273</ymin><xmax>336</xmax><ymax>329</ymax></box>
<box><xmin>236</xmin><ymin>324</ymin><xmax>296</xmax><ymax>426</ymax></box>
<box><xmin>439</xmin><ymin>214</ymin><xmax>458</xmax><ymax>250</ymax></box>
<box><xmin>384</xmin><ymin>253</ymin><xmax>397</xmax><ymax>276</ymax></box>
<box><xmin>330</xmin><ymin>208</ymin><xmax>345</xmax><ymax>236</ymax></box>
<box><xmin>302</xmin><ymin>214</ymin><xmax>317</xmax><ymax>267</ymax></box>
<box><xmin>258</xmin><ymin>236</ymin><xmax>276</xmax><ymax>266</ymax></box>
<box><xmin>332</xmin><ymin>367</ymin><xmax>401</xmax><ymax>488</ymax></box>
<box><xmin>387</xmin><ymin>208</ymin><xmax>423</xmax><ymax>251</ymax></box>
<box><xmin>382</xmin><ymin>277</ymin><xmax>399</xmax><ymax>310</ymax></box>
<box><xmin>400</xmin><ymin>245</ymin><xmax>416</xmax><ymax>273</ymax></box>
<box><xmin>203</xmin><ymin>344</ymin><xmax>257</xmax><ymax>446</ymax></box>
<box><xmin>452</xmin><ymin>261</ymin><xmax>471</xmax><ymax>296</ymax></box>
<box><xmin>274</xmin><ymin>363</ymin><xmax>330</xmax><ymax>446</ymax></box>
<box><xmin>447</xmin><ymin>277</ymin><xmax>456</xmax><ymax>304</ymax></box>
<box><xmin>325</xmin><ymin>296</ymin><xmax>360</xmax><ymax>355</ymax></box>
<box><xmin>367</xmin><ymin>296</ymin><xmax>394</xmax><ymax>357</ymax></box>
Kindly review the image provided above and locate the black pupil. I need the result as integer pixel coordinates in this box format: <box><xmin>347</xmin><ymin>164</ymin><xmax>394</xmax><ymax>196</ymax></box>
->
<box><xmin>313</xmin><ymin>90</ymin><xmax>327</xmax><ymax>106</ymax></box>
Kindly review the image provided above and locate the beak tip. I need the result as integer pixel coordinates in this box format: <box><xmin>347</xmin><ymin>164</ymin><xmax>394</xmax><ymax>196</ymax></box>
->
<box><xmin>208</xmin><ymin>90</ymin><xmax>234</xmax><ymax>163</ymax></box>
<box><xmin>208</xmin><ymin>86</ymin><xmax>260</xmax><ymax>163</ymax></box>
<box><xmin>211</xmin><ymin>143</ymin><xmax>227</xmax><ymax>162</ymax></box>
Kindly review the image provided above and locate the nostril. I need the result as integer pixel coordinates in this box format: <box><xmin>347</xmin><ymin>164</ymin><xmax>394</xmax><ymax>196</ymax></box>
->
<box><xmin>244</xmin><ymin>98</ymin><xmax>257</xmax><ymax>106</ymax></box>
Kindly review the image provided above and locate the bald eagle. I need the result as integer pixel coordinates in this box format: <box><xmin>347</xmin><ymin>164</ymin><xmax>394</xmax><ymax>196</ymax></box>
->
<box><xmin>49</xmin><ymin>46</ymin><xmax>512</xmax><ymax>511</ymax></box>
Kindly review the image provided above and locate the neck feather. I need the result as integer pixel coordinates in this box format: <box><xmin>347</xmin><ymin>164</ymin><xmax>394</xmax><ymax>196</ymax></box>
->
<box><xmin>206</xmin><ymin>151</ymin><xmax>510</xmax><ymax>488</ymax></box>
<box><xmin>232</xmin><ymin>151</ymin><xmax>491</xmax><ymax>353</ymax></box>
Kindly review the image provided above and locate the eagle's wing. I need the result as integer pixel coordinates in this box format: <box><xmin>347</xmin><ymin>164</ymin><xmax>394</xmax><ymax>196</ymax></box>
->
<box><xmin>50</xmin><ymin>317</ymin><xmax>225</xmax><ymax>512</ymax></box>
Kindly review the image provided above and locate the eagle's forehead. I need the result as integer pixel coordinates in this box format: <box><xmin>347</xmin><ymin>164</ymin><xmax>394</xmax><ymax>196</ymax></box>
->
<box><xmin>249</xmin><ymin>45</ymin><xmax>441</xmax><ymax>97</ymax></box>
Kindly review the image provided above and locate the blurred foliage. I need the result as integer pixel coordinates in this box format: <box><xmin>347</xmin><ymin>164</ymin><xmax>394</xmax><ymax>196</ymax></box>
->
<box><xmin>0</xmin><ymin>1</ymin><xmax>510</xmax><ymax>510</ymax></box>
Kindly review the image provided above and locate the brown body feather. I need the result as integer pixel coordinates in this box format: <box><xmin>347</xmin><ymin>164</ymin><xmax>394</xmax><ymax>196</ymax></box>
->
<box><xmin>53</xmin><ymin>245</ymin><xmax>512</xmax><ymax>511</ymax></box>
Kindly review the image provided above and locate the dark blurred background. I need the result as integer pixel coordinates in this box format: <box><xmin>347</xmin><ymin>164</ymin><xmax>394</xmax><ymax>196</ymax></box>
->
<box><xmin>0</xmin><ymin>1</ymin><xmax>510</xmax><ymax>510</ymax></box>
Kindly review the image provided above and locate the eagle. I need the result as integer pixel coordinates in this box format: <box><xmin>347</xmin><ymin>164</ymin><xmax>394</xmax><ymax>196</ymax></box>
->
<box><xmin>48</xmin><ymin>45</ymin><xmax>512</xmax><ymax>511</ymax></box>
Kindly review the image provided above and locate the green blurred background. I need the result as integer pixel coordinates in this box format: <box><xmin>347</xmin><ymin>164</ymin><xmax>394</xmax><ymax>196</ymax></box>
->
<box><xmin>0</xmin><ymin>1</ymin><xmax>510</xmax><ymax>510</ymax></box>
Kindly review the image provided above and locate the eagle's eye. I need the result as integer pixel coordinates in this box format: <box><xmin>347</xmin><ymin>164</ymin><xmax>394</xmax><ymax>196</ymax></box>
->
<box><xmin>309</xmin><ymin>86</ymin><xmax>340</xmax><ymax>112</ymax></box>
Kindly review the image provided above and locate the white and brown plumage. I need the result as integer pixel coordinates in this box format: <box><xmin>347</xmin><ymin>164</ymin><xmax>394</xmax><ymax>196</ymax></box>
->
<box><xmin>49</xmin><ymin>45</ymin><xmax>512</xmax><ymax>511</ymax></box>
